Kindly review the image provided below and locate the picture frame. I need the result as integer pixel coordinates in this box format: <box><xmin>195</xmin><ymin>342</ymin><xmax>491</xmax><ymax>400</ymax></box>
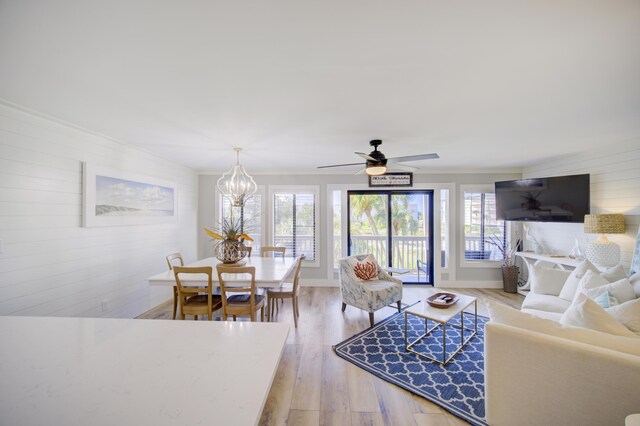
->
<box><xmin>83</xmin><ymin>163</ymin><xmax>177</xmax><ymax>227</ymax></box>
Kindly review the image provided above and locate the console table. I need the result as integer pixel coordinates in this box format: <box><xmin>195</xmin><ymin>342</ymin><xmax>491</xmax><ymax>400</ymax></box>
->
<box><xmin>515</xmin><ymin>252</ymin><xmax>580</xmax><ymax>295</ymax></box>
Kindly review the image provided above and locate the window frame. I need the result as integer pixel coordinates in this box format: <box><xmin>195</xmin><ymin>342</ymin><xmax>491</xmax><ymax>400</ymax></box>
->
<box><xmin>459</xmin><ymin>184</ymin><xmax>505</xmax><ymax>268</ymax></box>
<box><xmin>268</xmin><ymin>185</ymin><xmax>320</xmax><ymax>267</ymax></box>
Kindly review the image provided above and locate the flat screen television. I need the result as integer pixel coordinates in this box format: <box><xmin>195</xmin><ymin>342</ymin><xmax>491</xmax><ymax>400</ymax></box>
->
<box><xmin>495</xmin><ymin>174</ymin><xmax>590</xmax><ymax>222</ymax></box>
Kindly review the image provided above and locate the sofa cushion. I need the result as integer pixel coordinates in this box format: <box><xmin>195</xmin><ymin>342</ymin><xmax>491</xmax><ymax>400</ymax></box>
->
<box><xmin>583</xmin><ymin>277</ymin><xmax>636</xmax><ymax>305</ymax></box>
<box><xmin>487</xmin><ymin>301</ymin><xmax>640</xmax><ymax>356</ymax></box>
<box><xmin>558</xmin><ymin>260</ymin><xmax>600</xmax><ymax>301</ymax></box>
<box><xmin>520</xmin><ymin>308</ymin><xmax>563</xmax><ymax>321</ymax></box>
<box><xmin>560</xmin><ymin>293</ymin><xmax>637</xmax><ymax>337</ymax></box>
<box><xmin>529</xmin><ymin>264</ymin><xmax>571</xmax><ymax>296</ymax></box>
<box><xmin>607</xmin><ymin>298</ymin><xmax>640</xmax><ymax>334</ymax></box>
<box><xmin>521</xmin><ymin>293</ymin><xmax>571</xmax><ymax>313</ymax></box>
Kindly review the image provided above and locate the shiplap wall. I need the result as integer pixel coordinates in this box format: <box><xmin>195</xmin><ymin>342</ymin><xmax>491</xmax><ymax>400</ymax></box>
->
<box><xmin>0</xmin><ymin>102</ymin><xmax>198</xmax><ymax>318</ymax></box>
<box><xmin>522</xmin><ymin>139</ymin><xmax>640</xmax><ymax>271</ymax></box>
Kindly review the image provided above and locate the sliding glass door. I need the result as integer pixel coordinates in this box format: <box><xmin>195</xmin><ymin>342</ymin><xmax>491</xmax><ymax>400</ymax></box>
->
<box><xmin>347</xmin><ymin>190</ymin><xmax>434</xmax><ymax>285</ymax></box>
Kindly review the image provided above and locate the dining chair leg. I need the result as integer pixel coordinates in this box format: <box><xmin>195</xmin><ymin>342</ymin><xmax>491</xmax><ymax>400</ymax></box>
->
<box><xmin>194</xmin><ymin>315</ymin><xmax>198</xmax><ymax>320</ymax></box>
<box><xmin>251</xmin><ymin>312</ymin><xmax>256</xmax><ymax>322</ymax></box>
<box><xmin>261</xmin><ymin>307</ymin><xmax>264</xmax><ymax>322</ymax></box>
<box><xmin>172</xmin><ymin>287</ymin><xmax>178</xmax><ymax>320</ymax></box>
<box><xmin>233</xmin><ymin>315</ymin><xmax>237</xmax><ymax>321</ymax></box>
<box><xmin>292</xmin><ymin>298</ymin><xmax>298</xmax><ymax>328</ymax></box>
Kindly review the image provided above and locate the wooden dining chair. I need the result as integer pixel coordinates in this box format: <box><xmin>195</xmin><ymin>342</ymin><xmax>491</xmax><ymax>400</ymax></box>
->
<box><xmin>173</xmin><ymin>266</ymin><xmax>222</xmax><ymax>321</ymax></box>
<box><xmin>216</xmin><ymin>265</ymin><xmax>265</xmax><ymax>322</ymax></box>
<box><xmin>260</xmin><ymin>246</ymin><xmax>286</xmax><ymax>257</ymax></box>
<box><xmin>267</xmin><ymin>255</ymin><xmax>305</xmax><ymax>327</ymax></box>
<box><xmin>166</xmin><ymin>252</ymin><xmax>184</xmax><ymax>320</ymax></box>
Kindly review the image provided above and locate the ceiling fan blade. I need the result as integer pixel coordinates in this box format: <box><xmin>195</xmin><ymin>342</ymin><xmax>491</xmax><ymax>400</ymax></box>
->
<box><xmin>317</xmin><ymin>162</ymin><xmax>366</xmax><ymax>169</ymax></box>
<box><xmin>388</xmin><ymin>163</ymin><xmax>418</xmax><ymax>172</ymax></box>
<box><xmin>387</xmin><ymin>153</ymin><xmax>440</xmax><ymax>163</ymax></box>
<box><xmin>354</xmin><ymin>167</ymin><xmax>367</xmax><ymax>175</ymax></box>
<box><xmin>355</xmin><ymin>152</ymin><xmax>376</xmax><ymax>161</ymax></box>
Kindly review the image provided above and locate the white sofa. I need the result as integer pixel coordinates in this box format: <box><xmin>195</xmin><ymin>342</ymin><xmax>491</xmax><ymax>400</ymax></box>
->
<box><xmin>485</xmin><ymin>264</ymin><xmax>640</xmax><ymax>425</ymax></box>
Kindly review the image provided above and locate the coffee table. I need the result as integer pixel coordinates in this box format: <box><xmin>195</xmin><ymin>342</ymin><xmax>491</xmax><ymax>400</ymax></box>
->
<box><xmin>404</xmin><ymin>293</ymin><xmax>477</xmax><ymax>365</ymax></box>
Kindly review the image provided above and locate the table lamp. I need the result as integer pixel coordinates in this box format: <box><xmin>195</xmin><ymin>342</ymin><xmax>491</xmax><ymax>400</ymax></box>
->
<box><xmin>583</xmin><ymin>214</ymin><xmax>625</xmax><ymax>267</ymax></box>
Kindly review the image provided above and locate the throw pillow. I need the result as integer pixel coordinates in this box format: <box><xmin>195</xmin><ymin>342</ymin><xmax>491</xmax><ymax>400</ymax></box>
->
<box><xmin>591</xmin><ymin>291</ymin><xmax>619</xmax><ymax>309</ymax></box>
<box><xmin>571</xmin><ymin>270</ymin><xmax>609</xmax><ymax>304</ymax></box>
<box><xmin>558</xmin><ymin>260</ymin><xmax>600</xmax><ymax>301</ymax></box>
<box><xmin>529</xmin><ymin>264</ymin><xmax>571</xmax><ymax>296</ymax></box>
<box><xmin>606</xmin><ymin>298</ymin><xmax>640</xmax><ymax>333</ymax></box>
<box><xmin>582</xmin><ymin>277</ymin><xmax>636</xmax><ymax>305</ymax></box>
<box><xmin>630</xmin><ymin>273</ymin><xmax>640</xmax><ymax>298</ymax></box>
<box><xmin>600</xmin><ymin>264</ymin><xmax>628</xmax><ymax>283</ymax></box>
<box><xmin>486</xmin><ymin>301</ymin><xmax>640</xmax><ymax>356</ymax></box>
<box><xmin>559</xmin><ymin>293</ymin><xmax>636</xmax><ymax>337</ymax></box>
<box><xmin>353</xmin><ymin>260</ymin><xmax>377</xmax><ymax>281</ymax></box>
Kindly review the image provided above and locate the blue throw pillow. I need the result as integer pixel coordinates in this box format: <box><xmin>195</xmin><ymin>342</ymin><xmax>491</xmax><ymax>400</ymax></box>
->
<box><xmin>592</xmin><ymin>291</ymin><xmax>619</xmax><ymax>309</ymax></box>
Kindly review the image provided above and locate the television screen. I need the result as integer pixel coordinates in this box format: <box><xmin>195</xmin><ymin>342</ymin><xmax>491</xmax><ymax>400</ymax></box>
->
<box><xmin>495</xmin><ymin>174</ymin><xmax>590</xmax><ymax>222</ymax></box>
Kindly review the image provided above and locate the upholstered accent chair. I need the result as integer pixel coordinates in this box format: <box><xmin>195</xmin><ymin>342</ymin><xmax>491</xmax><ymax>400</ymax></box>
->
<box><xmin>338</xmin><ymin>254</ymin><xmax>403</xmax><ymax>327</ymax></box>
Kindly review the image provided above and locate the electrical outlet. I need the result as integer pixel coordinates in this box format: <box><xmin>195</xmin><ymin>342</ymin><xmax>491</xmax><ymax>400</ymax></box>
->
<box><xmin>101</xmin><ymin>300</ymin><xmax>109</xmax><ymax>312</ymax></box>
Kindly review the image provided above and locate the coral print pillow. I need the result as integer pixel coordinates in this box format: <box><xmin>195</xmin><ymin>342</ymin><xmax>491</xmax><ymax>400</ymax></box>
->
<box><xmin>354</xmin><ymin>258</ymin><xmax>378</xmax><ymax>281</ymax></box>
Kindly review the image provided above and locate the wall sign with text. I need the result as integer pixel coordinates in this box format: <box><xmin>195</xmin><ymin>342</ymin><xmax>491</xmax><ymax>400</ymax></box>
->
<box><xmin>368</xmin><ymin>172</ymin><xmax>413</xmax><ymax>187</ymax></box>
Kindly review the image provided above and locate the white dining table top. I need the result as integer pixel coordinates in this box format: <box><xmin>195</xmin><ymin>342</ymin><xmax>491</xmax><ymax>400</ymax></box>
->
<box><xmin>147</xmin><ymin>256</ymin><xmax>297</xmax><ymax>287</ymax></box>
<box><xmin>0</xmin><ymin>315</ymin><xmax>289</xmax><ymax>426</ymax></box>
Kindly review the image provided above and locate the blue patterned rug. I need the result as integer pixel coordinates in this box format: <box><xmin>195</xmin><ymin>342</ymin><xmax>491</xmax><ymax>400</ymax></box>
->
<box><xmin>334</xmin><ymin>306</ymin><xmax>488</xmax><ymax>426</ymax></box>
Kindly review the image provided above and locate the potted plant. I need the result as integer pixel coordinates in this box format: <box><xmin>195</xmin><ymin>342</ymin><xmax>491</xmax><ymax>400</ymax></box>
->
<box><xmin>487</xmin><ymin>236</ymin><xmax>522</xmax><ymax>293</ymax></box>
<box><xmin>204</xmin><ymin>216</ymin><xmax>253</xmax><ymax>264</ymax></box>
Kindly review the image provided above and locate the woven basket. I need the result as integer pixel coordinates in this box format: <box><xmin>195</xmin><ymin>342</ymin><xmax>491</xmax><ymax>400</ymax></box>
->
<box><xmin>501</xmin><ymin>265</ymin><xmax>519</xmax><ymax>293</ymax></box>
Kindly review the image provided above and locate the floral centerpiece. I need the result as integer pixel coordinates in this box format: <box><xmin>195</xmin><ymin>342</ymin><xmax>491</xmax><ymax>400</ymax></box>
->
<box><xmin>204</xmin><ymin>216</ymin><xmax>253</xmax><ymax>264</ymax></box>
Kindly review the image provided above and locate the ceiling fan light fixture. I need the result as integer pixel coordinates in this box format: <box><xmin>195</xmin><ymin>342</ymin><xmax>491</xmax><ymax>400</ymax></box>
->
<box><xmin>366</xmin><ymin>164</ymin><xmax>387</xmax><ymax>176</ymax></box>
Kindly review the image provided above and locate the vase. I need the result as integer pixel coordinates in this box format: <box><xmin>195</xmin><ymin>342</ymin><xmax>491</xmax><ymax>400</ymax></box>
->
<box><xmin>214</xmin><ymin>239</ymin><xmax>248</xmax><ymax>264</ymax></box>
<box><xmin>501</xmin><ymin>265</ymin><xmax>519</xmax><ymax>294</ymax></box>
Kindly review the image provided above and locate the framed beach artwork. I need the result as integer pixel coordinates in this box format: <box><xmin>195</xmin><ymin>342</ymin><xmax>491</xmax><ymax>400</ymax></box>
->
<box><xmin>83</xmin><ymin>163</ymin><xmax>177</xmax><ymax>227</ymax></box>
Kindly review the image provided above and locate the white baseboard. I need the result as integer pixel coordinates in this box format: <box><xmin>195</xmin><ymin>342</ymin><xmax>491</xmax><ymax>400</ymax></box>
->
<box><xmin>300</xmin><ymin>279</ymin><xmax>503</xmax><ymax>289</ymax></box>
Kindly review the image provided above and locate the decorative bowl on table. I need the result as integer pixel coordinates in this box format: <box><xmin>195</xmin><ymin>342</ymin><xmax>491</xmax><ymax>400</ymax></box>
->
<box><xmin>426</xmin><ymin>292</ymin><xmax>459</xmax><ymax>309</ymax></box>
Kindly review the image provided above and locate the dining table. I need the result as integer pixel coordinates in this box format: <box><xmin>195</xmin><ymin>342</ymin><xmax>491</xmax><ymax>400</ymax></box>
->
<box><xmin>147</xmin><ymin>256</ymin><xmax>297</xmax><ymax>288</ymax></box>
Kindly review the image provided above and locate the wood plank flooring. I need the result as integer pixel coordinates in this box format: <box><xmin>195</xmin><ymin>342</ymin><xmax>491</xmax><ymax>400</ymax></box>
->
<box><xmin>137</xmin><ymin>286</ymin><xmax>523</xmax><ymax>425</ymax></box>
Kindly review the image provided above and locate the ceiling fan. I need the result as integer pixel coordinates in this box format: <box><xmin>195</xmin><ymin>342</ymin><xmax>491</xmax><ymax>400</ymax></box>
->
<box><xmin>317</xmin><ymin>139</ymin><xmax>439</xmax><ymax>176</ymax></box>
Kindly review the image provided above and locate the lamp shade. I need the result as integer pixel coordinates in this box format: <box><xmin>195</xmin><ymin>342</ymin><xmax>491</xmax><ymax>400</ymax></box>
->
<box><xmin>583</xmin><ymin>214</ymin><xmax>625</xmax><ymax>234</ymax></box>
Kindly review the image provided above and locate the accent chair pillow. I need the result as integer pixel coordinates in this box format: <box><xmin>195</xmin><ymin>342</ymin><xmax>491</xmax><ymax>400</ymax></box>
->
<box><xmin>606</xmin><ymin>298</ymin><xmax>640</xmax><ymax>334</ymax></box>
<box><xmin>529</xmin><ymin>264</ymin><xmax>571</xmax><ymax>296</ymax></box>
<box><xmin>558</xmin><ymin>260</ymin><xmax>600</xmax><ymax>301</ymax></box>
<box><xmin>348</xmin><ymin>255</ymin><xmax>378</xmax><ymax>281</ymax></box>
<box><xmin>560</xmin><ymin>293</ymin><xmax>636</xmax><ymax>337</ymax></box>
<box><xmin>582</xmin><ymin>277</ymin><xmax>636</xmax><ymax>305</ymax></box>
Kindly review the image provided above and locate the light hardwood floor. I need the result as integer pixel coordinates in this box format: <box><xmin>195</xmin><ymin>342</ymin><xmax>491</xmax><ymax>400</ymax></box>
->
<box><xmin>138</xmin><ymin>286</ymin><xmax>523</xmax><ymax>426</ymax></box>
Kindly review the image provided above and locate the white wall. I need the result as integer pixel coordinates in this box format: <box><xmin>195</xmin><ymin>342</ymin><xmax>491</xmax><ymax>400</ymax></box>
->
<box><xmin>0</xmin><ymin>102</ymin><xmax>198</xmax><ymax>318</ymax></box>
<box><xmin>522</xmin><ymin>139</ymin><xmax>640</xmax><ymax>271</ymax></box>
<box><xmin>198</xmin><ymin>171</ymin><xmax>522</xmax><ymax>287</ymax></box>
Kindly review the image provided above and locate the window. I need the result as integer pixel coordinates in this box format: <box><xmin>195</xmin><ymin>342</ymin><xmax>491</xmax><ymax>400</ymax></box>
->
<box><xmin>440</xmin><ymin>189</ymin><xmax>449</xmax><ymax>268</ymax></box>
<box><xmin>272</xmin><ymin>188</ymin><xmax>318</xmax><ymax>262</ymax></box>
<box><xmin>332</xmin><ymin>190</ymin><xmax>342</xmax><ymax>269</ymax></box>
<box><xmin>463</xmin><ymin>191</ymin><xmax>505</xmax><ymax>261</ymax></box>
<box><xmin>220</xmin><ymin>193</ymin><xmax>262</xmax><ymax>252</ymax></box>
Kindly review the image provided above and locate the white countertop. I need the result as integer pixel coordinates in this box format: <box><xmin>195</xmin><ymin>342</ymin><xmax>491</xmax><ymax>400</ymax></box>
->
<box><xmin>0</xmin><ymin>316</ymin><xmax>289</xmax><ymax>426</ymax></box>
<box><xmin>147</xmin><ymin>256</ymin><xmax>297</xmax><ymax>287</ymax></box>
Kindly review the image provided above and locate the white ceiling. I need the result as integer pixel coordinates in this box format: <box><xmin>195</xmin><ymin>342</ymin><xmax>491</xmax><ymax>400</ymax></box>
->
<box><xmin>1</xmin><ymin>0</ymin><xmax>639</xmax><ymax>173</ymax></box>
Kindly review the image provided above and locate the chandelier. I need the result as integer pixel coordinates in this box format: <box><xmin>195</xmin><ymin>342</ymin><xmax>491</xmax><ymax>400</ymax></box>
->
<box><xmin>216</xmin><ymin>148</ymin><xmax>257</xmax><ymax>207</ymax></box>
